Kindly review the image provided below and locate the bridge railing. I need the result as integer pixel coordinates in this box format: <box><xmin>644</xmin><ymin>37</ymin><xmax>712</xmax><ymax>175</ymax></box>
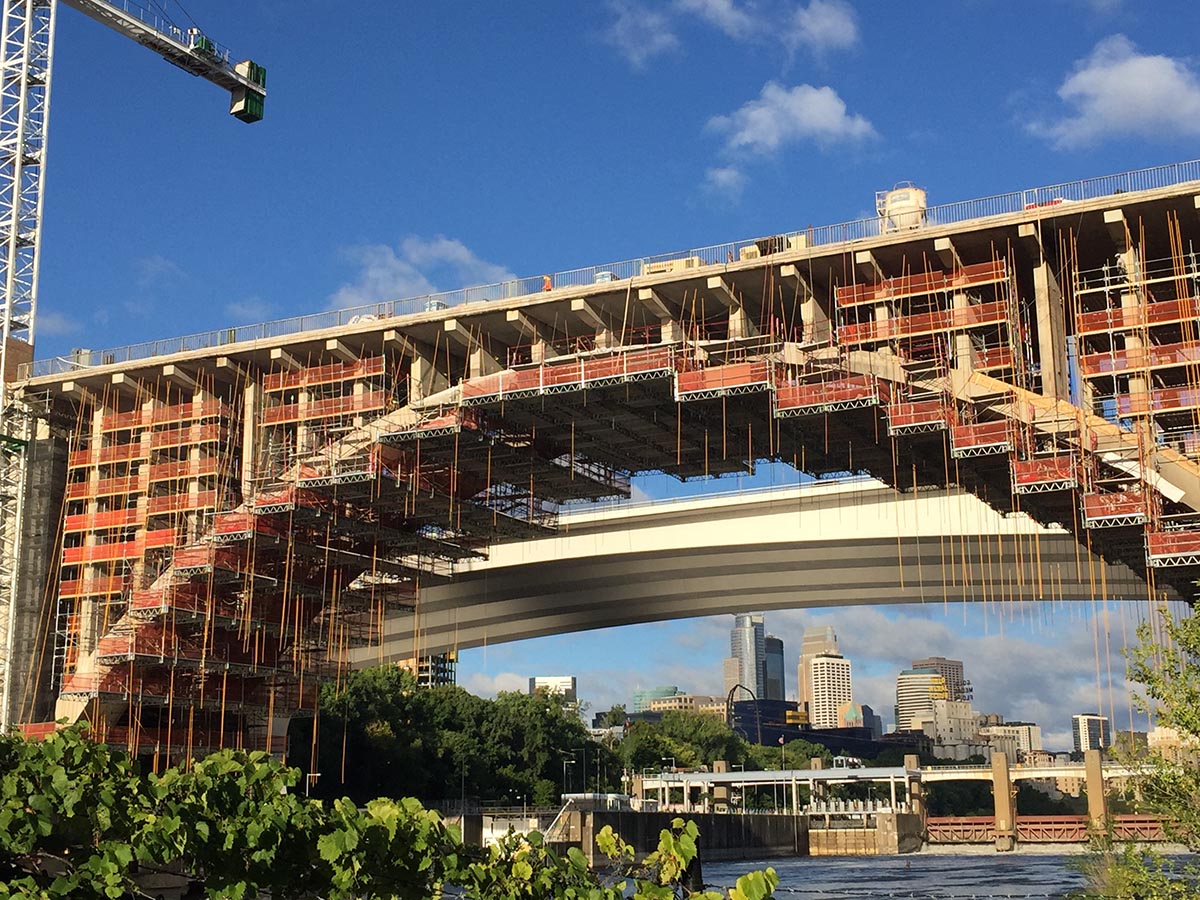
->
<box><xmin>25</xmin><ymin>157</ymin><xmax>1200</xmax><ymax>380</ymax></box>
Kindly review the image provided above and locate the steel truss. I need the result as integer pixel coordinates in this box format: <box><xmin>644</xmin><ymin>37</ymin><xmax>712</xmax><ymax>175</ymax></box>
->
<box><xmin>888</xmin><ymin>420</ymin><xmax>947</xmax><ymax>437</ymax></box>
<box><xmin>773</xmin><ymin>396</ymin><xmax>879</xmax><ymax>418</ymax></box>
<box><xmin>1012</xmin><ymin>478</ymin><xmax>1077</xmax><ymax>495</ymax></box>
<box><xmin>950</xmin><ymin>440</ymin><xmax>1013</xmax><ymax>459</ymax></box>
<box><xmin>0</xmin><ymin>0</ymin><xmax>54</xmax><ymax>730</ymax></box>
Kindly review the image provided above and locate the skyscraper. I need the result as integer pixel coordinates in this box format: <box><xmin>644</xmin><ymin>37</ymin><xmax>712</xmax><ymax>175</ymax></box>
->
<box><xmin>1072</xmin><ymin>714</ymin><xmax>1111</xmax><ymax>753</ymax></box>
<box><xmin>895</xmin><ymin>668</ymin><xmax>947</xmax><ymax>730</ymax></box>
<box><xmin>725</xmin><ymin>613</ymin><xmax>765</xmax><ymax>701</ymax></box>
<box><xmin>910</xmin><ymin>656</ymin><xmax>971</xmax><ymax>701</ymax></box>
<box><xmin>797</xmin><ymin>625</ymin><xmax>839</xmax><ymax>710</ymax></box>
<box><xmin>764</xmin><ymin>634</ymin><xmax>785</xmax><ymax>701</ymax></box>
<box><xmin>809</xmin><ymin>653</ymin><xmax>852</xmax><ymax>729</ymax></box>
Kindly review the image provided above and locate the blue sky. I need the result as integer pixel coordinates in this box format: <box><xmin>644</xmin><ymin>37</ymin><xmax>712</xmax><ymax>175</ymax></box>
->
<box><xmin>38</xmin><ymin>0</ymin><xmax>1200</xmax><ymax>748</ymax></box>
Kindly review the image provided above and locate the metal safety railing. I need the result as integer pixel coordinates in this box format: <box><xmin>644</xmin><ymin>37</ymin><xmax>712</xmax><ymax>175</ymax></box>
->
<box><xmin>24</xmin><ymin>157</ymin><xmax>1200</xmax><ymax>380</ymax></box>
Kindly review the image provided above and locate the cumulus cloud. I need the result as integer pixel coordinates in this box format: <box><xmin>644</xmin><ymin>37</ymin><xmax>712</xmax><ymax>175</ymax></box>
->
<box><xmin>35</xmin><ymin>309</ymin><xmax>83</xmax><ymax>338</ymax></box>
<box><xmin>462</xmin><ymin>671</ymin><xmax>529</xmax><ymax>698</ymax></box>
<box><xmin>1033</xmin><ymin>35</ymin><xmax>1200</xmax><ymax>148</ymax></box>
<box><xmin>708</xmin><ymin>81</ymin><xmax>875</xmax><ymax>154</ymax></box>
<box><xmin>602</xmin><ymin>0</ymin><xmax>681</xmax><ymax>68</ymax></box>
<box><xmin>785</xmin><ymin>0</ymin><xmax>859</xmax><ymax>55</ymax></box>
<box><xmin>676</xmin><ymin>0</ymin><xmax>756</xmax><ymax>40</ymax></box>
<box><xmin>329</xmin><ymin>236</ymin><xmax>516</xmax><ymax>310</ymax></box>
<box><xmin>703</xmin><ymin>165</ymin><xmax>748</xmax><ymax>199</ymax></box>
<box><xmin>224</xmin><ymin>296</ymin><xmax>275</xmax><ymax>323</ymax></box>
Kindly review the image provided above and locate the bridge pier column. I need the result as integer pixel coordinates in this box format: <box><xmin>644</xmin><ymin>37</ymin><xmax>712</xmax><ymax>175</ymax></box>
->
<box><xmin>1085</xmin><ymin>748</ymin><xmax>1108</xmax><ymax>834</ymax></box>
<box><xmin>712</xmin><ymin>760</ymin><xmax>730</xmax><ymax>813</ymax></box>
<box><xmin>903</xmin><ymin>754</ymin><xmax>923</xmax><ymax>820</ymax></box>
<box><xmin>991</xmin><ymin>751</ymin><xmax>1016</xmax><ymax>852</ymax></box>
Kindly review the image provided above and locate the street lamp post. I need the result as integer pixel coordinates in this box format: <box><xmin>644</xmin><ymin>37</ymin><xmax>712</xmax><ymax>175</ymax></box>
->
<box><xmin>562</xmin><ymin>755</ymin><xmax>576</xmax><ymax>794</ymax></box>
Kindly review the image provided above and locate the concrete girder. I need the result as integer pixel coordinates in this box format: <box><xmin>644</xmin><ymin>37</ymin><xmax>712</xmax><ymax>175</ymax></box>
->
<box><xmin>162</xmin><ymin>364</ymin><xmax>199</xmax><ymax>392</ymax></box>
<box><xmin>706</xmin><ymin>275</ymin><xmax>758</xmax><ymax>340</ymax></box>
<box><xmin>216</xmin><ymin>356</ymin><xmax>250</xmax><ymax>380</ymax></box>
<box><xmin>779</xmin><ymin>264</ymin><xmax>828</xmax><ymax>344</ymax></box>
<box><xmin>443</xmin><ymin>319</ymin><xmax>502</xmax><ymax>377</ymax></box>
<box><xmin>325</xmin><ymin>338</ymin><xmax>358</xmax><ymax>363</ymax></box>
<box><xmin>934</xmin><ymin>236</ymin><xmax>961</xmax><ymax>271</ymax></box>
<box><xmin>636</xmin><ymin>288</ymin><xmax>683</xmax><ymax>342</ymax></box>
<box><xmin>571</xmin><ymin>298</ymin><xmax>615</xmax><ymax>348</ymax></box>
<box><xmin>854</xmin><ymin>249</ymin><xmax>883</xmax><ymax>282</ymax></box>
<box><xmin>110</xmin><ymin>372</ymin><xmax>150</xmax><ymax>397</ymax></box>
<box><xmin>1104</xmin><ymin>208</ymin><xmax>1130</xmax><ymax>252</ymax></box>
<box><xmin>270</xmin><ymin>347</ymin><xmax>303</xmax><ymax>371</ymax></box>
<box><xmin>506</xmin><ymin>308</ymin><xmax>560</xmax><ymax>363</ymax></box>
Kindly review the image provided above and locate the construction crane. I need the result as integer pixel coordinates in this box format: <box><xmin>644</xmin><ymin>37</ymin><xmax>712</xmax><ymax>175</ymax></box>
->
<box><xmin>0</xmin><ymin>0</ymin><xmax>266</xmax><ymax>728</ymax></box>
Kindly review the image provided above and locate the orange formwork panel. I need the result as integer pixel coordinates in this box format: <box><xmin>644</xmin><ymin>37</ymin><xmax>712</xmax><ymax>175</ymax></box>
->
<box><xmin>839</xmin><ymin>300</ymin><xmax>1010</xmax><ymax>346</ymax></box>
<box><xmin>149</xmin><ymin>398</ymin><xmax>231</xmax><ymax>427</ymax></box>
<box><xmin>835</xmin><ymin>260</ymin><xmax>1007</xmax><ymax>309</ymax></box>
<box><xmin>1117</xmin><ymin>386</ymin><xmax>1200</xmax><ymax>416</ymax></box>
<box><xmin>1011</xmin><ymin>455</ymin><xmax>1079</xmax><ymax>493</ymax></box>
<box><xmin>676</xmin><ymin>360</ymin><xmax>772</xmax><ymax>400</ymax></box>
<box><xmin>68</xmin><ymin>442</ymin><xmax>147</xmax><ymax>468</ymax></box>
<box><xmin>1146</xmin><ymin>530</ymin><xmax>1200</xmax><ymax>567</ymax></box>
<box><xmin>887</xmin><ymin>398</ymin><xmax>949</xmax><ymax>436</ymax></box>
<box><xmin>263</xmin><ymin>355</ymin><xmax>386</xmax><ymax>393</ymax></box>
<box><xmin>58</xmin><ymin>575</ymin><xmax>126</xmax><ymax>599</ymax></box>
<box><xmin>1076</xmin><ymin>296</ymin><xmax>1200</xmax><ymax>335</ymax></box>
<box><xmin>66</xmin><ymin>473</ymin><xmax>142</xmax><ymax>500</ymax></box>
<box><xmin>774</xmin><ymin>374</ymin><xmax>884</xmax><ymax>417</ymax></box>
<box><xmin>61</xmin><ymin>528</ymin><xmax>178</xmax><ymax>565</ymax></box>
<box><xmin>64</xmin><ymin>507</ymin><xmax>143</xmax><ymax>533</ymax></box>
<box><xmin>148</xmin><ymin>457</ymin><xmax>223</xmax><ymax>482</ymax></box>
<box><xmin>261</xmin><ymin>389</ymin><xmax>389</xmax><ymax>425</ymax></box>
<box><xmin>1079</xmin><ymin>339</ymin><xmax>1200</xmax><ymax>377</ymax></box>
<box><xmin>1081</xmin><ymin>490</ymin><xmax>1147</xmax><ymax>528</ymax></box>
<box><xmin>147</xmin><ymin>490</ymin><xmax>219</xmax><ymax>516</ymax></box>
<box><xmin>950</xmin><ymin>421</ymin><xmax>1014</xmax><ymax>458</ymax></box>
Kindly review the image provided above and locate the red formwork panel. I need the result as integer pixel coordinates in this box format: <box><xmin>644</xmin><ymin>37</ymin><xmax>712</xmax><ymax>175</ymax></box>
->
<box><xmin>1011</xmin><ymin>455</ymin><xmax>1078</xmax><ymax>490</ymax></box>
<box><xmin>1079</xmin><ymin>339</ymin><xmax>1200</xmax><ymax>377</ymax></box>
<box><xmin>836</xmin><ymin>261</ymin><xmax>1007</xmax><ymax>309</ymax></box>
<box><xmin>147</xmin><ymin>490</ymin><xmax>218</xmax><ymax>516</ymax></box>
<box><xmin>839</xmin><ymin>301</ymin><xmax>1010</xmax><ymax>345</ymax></box>
<box><xmin>1146</xmin><ymin>530</ymin><xmax>1200</xmax><ymax>565</ymax></box>
<box><xmin>676</xmin><ymin>360</ymin><xmax>771</xmax><ymax>396</ymax></box>
<box><xmin>1117</xmin><ymin>386</ymin><xmax>1200</xmax><ymax>416</ymax></box>
<box><xmin>64</xmin><ymin>507</ymin><xmax>142</xmax><ymax>533</ymax></box>
<box><xmin>62</xmin><ymin>528</ymin><xmax>177</xmax><ymax>565</ymax></box>
<box><xmin>68</xmin><ymin>442</ymin><xmax>146</xmax><ymax>468</ymax></box>
<box><xmin>263</xmin><ymin>356</ymin><xmax>386</xmax><ymax>392</ymax></box>
<box><xmin>887</xmin><ymin>399</ymin><xmax>948</xmax><ymax>431</ymax></box>
<box><xmin>775</xmin><ymin>375</ymin><xmax>880</xmax><ymax>412</ymax></box>
<box><xmin>950</xmin><ymin>421</ymin><xmax>1012</xmax><ymax>453</ymax></box>
<box><xmin>58</xmin><ymin>575</ymin><xmax>125</xmax><ymax>598</ymax></box>
<box><xmin>1081</xmin><ymin>491</ymin><xmax>1146</xmax><ymax>526</ymax></box>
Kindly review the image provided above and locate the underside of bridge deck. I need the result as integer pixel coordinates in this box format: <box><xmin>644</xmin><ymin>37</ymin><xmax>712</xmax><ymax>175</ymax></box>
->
<box><xmin>11</xmin><ymin>171</ymin><xmax>1200</xmax><ymax>762</ymax></box>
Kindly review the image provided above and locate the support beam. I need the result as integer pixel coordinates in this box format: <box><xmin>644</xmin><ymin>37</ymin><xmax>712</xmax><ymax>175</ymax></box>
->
<box><xmin>637</xmin><ymin>287</ymin><xmax>672</xmax><ymax>321</ymax></box>
<box><xmin>571</xmin><ymin>298</ymin><xmax>614</xmax><ymax>349</ymax></box>
<box><xmin>706</xmin><ymin>275</ymin><xmax>758</xmax><ymax>340</ymax></box>
<box><xmin>854</xmin><ymin>249</ymin><xmax>883</xmax><ymax>282</ymax></box>
<box><xmin>444</xmin><ymin>319</ymin><xmax>502</xmax><ymax>377</ymax></box>
<box><xmin>270</xmin><ymin>347</ymin><xmax>302</xmax><ymax>371</ymax></box>
<box><xmin>216</xmin><ymin>356</ymin><xmax>250</xmax><ymax>380</ymax></box>
<box><xmin>1033</xmin><ymin>256</ymin><xmax>1070</xmax><ymax>401</ymax></box>
<box><xmin>324</xmin><ymin>339</ymin><xmax>357</xmax><ymax>363</ymax></box>
<box><xmin>110</xmin><ymin>372</ymin><xmax>149</xmax><ymax>395</ymax></box>
<box><xmin>780</xmin><ymin>264</ymin><xmax>828</xmax><ymax>344</ymax></box>
<box><xmin>934</xmin><ymin>236</ymin><xmax>961</xmax><ymax>271</ymax></box>
<box><xmin>1104</xmin><ymin>208</ymin><xmax>1129</xmax><ymax>251</ymax></box>
<box><xmin>162</xmin><ymin>364</ymin><xmax>198</xmax><ymax>391</ymax></box>
<box><xmin>409</xmin><ymin>345</ymin><xmax>449</xmax><ymax>404</ymax></box>
<box><xmin>506</xmin><ymin>309</ymin><xmax>560</xmax><ymax>363</ymax></box>
<box><xmin>991</xmin><ymin>751</ymin><xmax>1016</xmax><ymax>852</ymax></box>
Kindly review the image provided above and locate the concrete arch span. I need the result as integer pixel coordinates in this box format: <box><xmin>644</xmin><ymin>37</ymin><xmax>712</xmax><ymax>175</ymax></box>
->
<box><xmin>358</xmin><ymin>480</ymin><xmax>1159</xmax><ymax>663</ymax></box>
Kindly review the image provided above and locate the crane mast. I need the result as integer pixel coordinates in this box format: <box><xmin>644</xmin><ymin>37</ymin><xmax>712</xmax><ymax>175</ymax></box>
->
<box><xmin>0</xmin><ymin>0</ymin><xmax>264</xmax><ymax>728</ymax></box>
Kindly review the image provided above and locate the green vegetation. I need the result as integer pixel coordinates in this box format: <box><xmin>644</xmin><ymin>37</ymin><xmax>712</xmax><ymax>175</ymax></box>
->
<box><xmin>1073</xmin><ymin>606</ymin><xmax>1200</xmax><ymax>898</ymax></box>
<box><xmin>0</xmin><ymin>723</ymin><xmax>778</xmax><ymax>899</ymax></box>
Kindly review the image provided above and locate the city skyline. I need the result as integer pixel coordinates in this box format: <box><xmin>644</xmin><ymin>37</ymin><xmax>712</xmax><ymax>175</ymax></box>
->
<box><xmin>460</xmin><ymin>600</ymin><xmax>1156</xmax><ymax>752</ymax></box>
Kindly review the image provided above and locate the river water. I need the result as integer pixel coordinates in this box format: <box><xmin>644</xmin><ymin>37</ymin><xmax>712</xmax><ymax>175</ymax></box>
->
<box><xmin>704</xmin><ymin>853</ymin><xmax>1085</xmax><ymax>899</ymax></box>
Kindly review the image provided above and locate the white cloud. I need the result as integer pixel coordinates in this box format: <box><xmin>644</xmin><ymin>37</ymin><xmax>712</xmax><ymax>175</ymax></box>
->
<box><xmin>1034</xmin><ymin>35</ymin><xmax>1200</xmax><ymax>149</ymax></box>
<box><xmin>708</xmin><ymin>81</ymin><xmax>876</xmax><ymax>154</ymax></box>
<box><xmin>786</xmin><ymin>0</ymin><xmax>859</xmax><ymax>55</ymax></box>
<box><xmin>703</xmin><ymin>165</ymin><xmax>747</xmax><ymax>199</ymax></box>
<box><xmin>35</xmin><ymin>309</ymin><xmax>83</xmax><ymax>337</ymax></box>
<box><xmin>135</xmin><ymin>254</ymin><xmax>185</xmax><ymax>290</ymax></box>
<box><xmin>329</xmin><ymin>236</ymin><xmax>515</xmax><ymax>310</ymax></box>
<box><xmin>603</xmin><ymin>0</ymin><xmax>681</xmax><ymax>68</ymax></box>
<box><xmin>676</xmin><ymin>0</ymin><xmax>756</xmax><ymax>41</ymax></box>
<box><xmin>224</xmin><ymin>296</ymin><xmax>275</xmax><ymax>323</ymax></box>
<box><xmin>462</xmin><ymin>671</ymin><xmax>529</xmax><ymax>698</ymax></box>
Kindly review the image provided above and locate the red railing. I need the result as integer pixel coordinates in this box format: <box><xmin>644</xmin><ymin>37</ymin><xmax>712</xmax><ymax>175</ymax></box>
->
<box><xmin>925</xmin><ymin>816</ymin><xmax>994</xmax><ymax>843</ymax></box>
<box><xmin>58</xmin><ymin>575</ymin><xmax>126</xmax><ymax>598</ymax></box>
<box><xmin>68</xmin><ymin>442</ymin><xmax>146</xmax><ymax>468</ymax></box>
<box><xmin>64</xmin><ymin>507</ymin><xmax>142</xmax><ymax>533</ymax></box>
<box><xmin>1080</xmin><ymin>339</ymin><xmax>1200</xmax><ymax>376</ymax></box>
<box><xmin>150</xmin><ymin>423</ymin><xmax>226</xmax><ymax>450</ymax></box>
<box><xmin>263</xmin><ymin>355</ymin><xmax>387</xmax><ymax>392</ymax></box>
<box><xmin>62</xmin><ymin>528</ymin><xmax>177</xmax><ymax>564</ymax></box>
<box><xmin>839</xmin><ymin>300</ymin><xmax>1010</xmax><ymax>346</ymax></box>
<box><xmin>147</xmin><ymin>490</ymin><xmax>219</xmax><ymax>516</ymax></box>
<box><xmin>1147</xmin><ymin>530</ymin><xmax>1200</xmax><ymax>558</ymax></box>
<box><xmin>148</xmin><ymin>457</ymin><xmax>222</xmax><ymax>482</ymax></box>
<box><xmin>1117</xmin><ymin>386</ymin><xmax>1200</xmax><ymax>415</ymax></box>
<box><xmin>261</xmin><ymin>389</ymin><xmax>389</xmax><ymax>425</ymax></box>
<box><xmin>1077</xmin><ymin>296</ymin><xmax>1200</xmax><ymax>335</ymax></box>
<box><xmin>836</xmin><ymin>261</ymin><xmax>1007</xmax><ymax>308</ymax></box>
<box><xmin>149</xmin><ymin>398</ymin><xmax>231</xmax><ymax>426</ymax></box>
<box><xmin>66</xmin><ymin>473</ymin><xmax>142</xmax><ymax>500</ymax></box>
<box><xmin>98</xmin><ymin>409</ymin><xmax>145</xmax><ymax>432</ymax></box>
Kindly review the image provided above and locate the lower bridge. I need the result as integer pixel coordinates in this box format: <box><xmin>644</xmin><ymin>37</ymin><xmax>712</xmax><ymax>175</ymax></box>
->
<box><xmin>926</xmin><ymin>815</ymin><xmax>1166</xmax><ymax>844</ymax></box>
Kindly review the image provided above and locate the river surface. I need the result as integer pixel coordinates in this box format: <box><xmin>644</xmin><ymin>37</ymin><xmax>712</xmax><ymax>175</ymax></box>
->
<box><xmin>704</xmin><ymin>853</ymin><xmax>1085</xmax><ymax>899</ymax></box>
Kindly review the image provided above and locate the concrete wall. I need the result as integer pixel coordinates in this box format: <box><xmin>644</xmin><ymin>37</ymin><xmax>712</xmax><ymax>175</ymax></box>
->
<box><xmin>9</xmin><ymin>427</ymin><xmax>66</xmax><ymax>724</ymax></box>
<box><xmin>589</xmin><ymin>811</ymin><xmax>808</xmax><ymax>863</ymax></box>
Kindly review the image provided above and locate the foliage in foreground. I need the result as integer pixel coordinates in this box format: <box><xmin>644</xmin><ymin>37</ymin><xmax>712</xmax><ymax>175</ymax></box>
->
<box><xmin>1072</xmin><ymin>606</ymin><xmax>1200</xmax><ymax>899</ymax></box>
<box><xmin>0</xmin><ymin>723</ymin><xmax>776</xmax><ymax>900</ymax></box>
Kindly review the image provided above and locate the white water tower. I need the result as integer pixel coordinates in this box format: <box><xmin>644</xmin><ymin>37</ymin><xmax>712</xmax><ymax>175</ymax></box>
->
<box><xmin>876</xmin><ymin>182</ymin><xmax>928</xmax><ymax>232</ymax></box>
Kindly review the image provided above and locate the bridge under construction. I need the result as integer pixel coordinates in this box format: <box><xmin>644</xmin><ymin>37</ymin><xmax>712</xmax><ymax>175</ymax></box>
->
<box><xmin>7</xmin><ymin>159</ymin><xmax>1200</xmax><ymax>765</ymax></box>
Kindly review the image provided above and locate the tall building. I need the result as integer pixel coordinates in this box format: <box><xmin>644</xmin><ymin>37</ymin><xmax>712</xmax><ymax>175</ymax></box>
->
<box><xmin>980</xmin><ymin>722</ymin><xmax>1043</xmax><ymax>756</ymax></box>
<box><xmin>895</xmin><ymin>668</ymin><xmax>946</xmax><ymax>731</ymax></box>
<box><xmin>911</xmin><ymin>656</ymin><xmax>971</xmax><ymax>701</ymax></box>
<box><xmin>809</xmin><ymin>653</ymin><xmax>852</xmax><ymax>729</ymax></box>
<box><xmin>797</xmin><ymin>625</ymin><xmax>839</xmax><ymax>709</ymax></box>
<box><xmin>632</xmin><ymin>686</ymin><xmax>679</xmax><ymax>712</ymax></box>
<box><xmin>763</xmin><ymin>634</ymin><xmax>785</xmax><ymax>701</ymax></box>
<box><xmin>860</xmin><ymin>704</ymin><xmax>884</xmax><ymax>740</ymax></box>
<box><xmin>725</xmin><ymin>613</ymin><xmax>765</xmax><ymax>700</ymax></box>
<box><xmin>1072</xmin><ymin>714</ymin><xmax>1111</xmax><ymax>752</ymax></box>
<box><xmin>529</xmin><ymin>676</ymin><xmax>577</xmax><ymax>704</ymax></box>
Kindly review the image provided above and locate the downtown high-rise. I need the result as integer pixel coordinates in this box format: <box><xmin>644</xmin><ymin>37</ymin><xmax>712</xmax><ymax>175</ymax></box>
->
<box><xmin>724</xmin><ymin>613</ymin><xmax>765</xmax><ymax>701</ymax></box>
